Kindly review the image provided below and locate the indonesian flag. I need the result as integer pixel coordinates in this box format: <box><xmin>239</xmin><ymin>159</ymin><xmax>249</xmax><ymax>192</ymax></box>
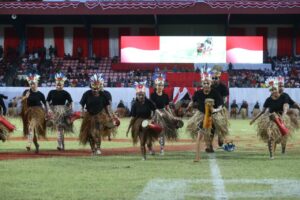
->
<box><xmin>121</xmin><ymin>36</ymin><xmax>160</xmax><ymax>63</ymax></box>
<box><xmin>226</xmin><ymin>36</ymin><xmax>263</xmax><ymax>63</ymax></box>
<box><xmin>173</xmin><ymin>87</ymin><xmax>188</xmax><ymax>104</ymax></box>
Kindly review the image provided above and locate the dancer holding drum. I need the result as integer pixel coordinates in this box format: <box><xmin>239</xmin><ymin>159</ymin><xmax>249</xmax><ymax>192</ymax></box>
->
<box><xmin>127</xmin><ymin>81</ymin><xmax>161</xmax><ymax>160</ymax></box>
<box><xmin>150</xmin><ymin>74</ymin><xmax>183</xmax><ymax>155</ymax></box>
<box><xmin>250</xmin><ymin>77</ymin><xmax>296</xmax><ymax>159</ymax></box>
<box><xmin>187</xmin><ymin>71</ymin><xmax>227</xmax><ymax>161</ymax></box>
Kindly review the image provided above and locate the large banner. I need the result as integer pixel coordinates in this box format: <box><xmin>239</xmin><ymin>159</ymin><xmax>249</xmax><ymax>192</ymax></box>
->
<box><xmin>121</xmin><ymin>36</ymin><xmax>263</xmax><ymax>64</ymax></box>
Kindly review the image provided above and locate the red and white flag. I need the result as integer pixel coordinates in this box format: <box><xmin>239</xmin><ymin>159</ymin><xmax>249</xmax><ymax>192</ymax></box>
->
<box><xmin>173</xmin><ymin>87</ymin><xmax>188</xmax><ymax>104</ymax></box>
<box><xmin>226</xmin><ymin>36</ymin><xmax>263</xmax><ymax>63</ymax></box>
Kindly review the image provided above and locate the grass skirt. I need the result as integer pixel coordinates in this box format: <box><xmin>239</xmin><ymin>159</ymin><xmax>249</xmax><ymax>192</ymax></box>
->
<box><xmin>48</xmin><ymin>105</ymin><xmax>73</xmax><ymax>133</ymax></box>
<box><xmin>256</xmin><ymin>112</ymin><xmax>295</xmax><ymax>144</ymax></box>
<box><xmin>152</xmin><ymin>109</ymin><xmax>181</xmax><ymax>141</ymax></box>
<box><xmin>186</xmin><ymin>111</ymin><xmax>204</xmax><ymax>140</ymax></box>
<box><xmin>241</xmin><ymin>108</ymin><xmax>247</xmax><ymax>119</ymax></box>
<box><xmin>25</xmin><ymin>106</ymin><xmax>46</xmax><ymax>138</ymax></box>
<box><xmin>128</xmin><ymin>117</ymin><xmax>160</xmax><ymax>145</ymax></box>
<box><xmin>21</xmin><ymin>99</ymin><xmax>29</xmax><ymax>136</ymax></box>
<box><xmin>101</xmin><ymin>112</ymin><xmax>118</xmax><ymax>139</ymax></box>
<box><xmin>186</xmin><ymin>108</ymin><xmax>229</xmax><ymax>140</ymax></box>
<box><xmin>287</xmin><ymin>108</ymin><xmax>300</xmax><ymax>129</ymax></box>
<box><xmin>79</xmin><ymin>111</ymin><xmax>109</xmax><ymax>145</ymax></box>
<box><xmin>0</xmin><ymin>124</ymin><xmax>10</xmax><ymax>142</ymax></box>
<box><xmin>252</xmin><ymin>108</ymin><xmax>260</xmax><ymax>118</ymax></box>
<box><xmin>230</xmin><ymin>107</ymin><xmax>238</xmax><ymax>117</ymax></box>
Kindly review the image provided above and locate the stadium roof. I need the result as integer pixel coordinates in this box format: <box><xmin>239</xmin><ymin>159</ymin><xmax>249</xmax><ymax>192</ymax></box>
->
<box><xmin>0</xmin><ymin>0</ymin><xmax>300</xmax><ymax>15</ymax></box>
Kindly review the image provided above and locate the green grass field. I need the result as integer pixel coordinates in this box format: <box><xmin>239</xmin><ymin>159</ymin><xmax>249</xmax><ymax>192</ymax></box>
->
<box><xmin>1</xmin><ymin>117</ymin><xmax>300</xmax><ymax>200</ymax></box>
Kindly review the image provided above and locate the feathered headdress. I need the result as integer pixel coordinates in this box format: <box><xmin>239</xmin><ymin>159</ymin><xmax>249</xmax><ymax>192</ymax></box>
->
<box><xmin>277</xmin><ymin>76</ymin><xmax>284</xmax><ymax>87</ymax></box>
<box><xmin>55</xmin><ymin>72</ymin><xmax>67</xmax><ymax>84</ymax></box>
<box><xmin>211</xmin><ymin>65</ymin><xmax>222</xmax><ymax>77</ymax></box>
<box><xmin>201</xmin><ymin>67</ymin><xmax>212</xmax><ymax>82</ymax></box>
<box><xmin>153</xmin><ymin>73</ymin><xmax>166</xmax><ymax>85</ymax></box>
<box><xmin>135</xmin><ymin>81</ymin><xmax>147</xmax><ymax>93</ymax></box>
<box><xmin>26</xmin><ymin>73</ymin><xmax>40</xmax><ymax>84</ymax></box>
<box><xmin>90</xmin><ymin>73</ymin><xmax>104</xmax><ymax>89</ymax></box>
<box><xmin>265</xmin><ymin>77</ymin><xmax>279</xmax><ymax>90</ymax></box>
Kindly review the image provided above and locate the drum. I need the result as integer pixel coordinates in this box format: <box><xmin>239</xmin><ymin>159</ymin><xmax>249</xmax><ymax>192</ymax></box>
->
<box><xmin>105</xmin><ymin>117</ymin><xmax>121</xmax><ymax>128</ymax></box>
<box><xmin>141</xmin><ymin>119</ymin><xmax>149</xmax><ymax>128</ymax></box>
<box><xmin>0</xmin><ymin>116</ymin><xmax>15</xmax><ymax>132</ymax></box>
<box><xmin>141</xmin><ymin>120</ymin><xmax>163</xmax><ymax>133</ymax></box>
<box><xmin>67</xmin><ymin>111</ymin><xmax>81</xmax><ymax>124</ymax></box>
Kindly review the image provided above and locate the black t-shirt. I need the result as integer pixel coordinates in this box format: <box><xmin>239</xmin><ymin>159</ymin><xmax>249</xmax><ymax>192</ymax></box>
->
<box><xmin>263</xmin><ymin>95</ymin><xmax>289</xmax><ymax>113</ymax></box>
<box><xmin>130</xmin><ymin>98</ymin><xmax>156</xmax><ymax>118</ymax></box>
<box><xmin>192</xmin><ymin>89</ymin><xmax>223</xmax><ymax>113</ymax></box>
<box><xmin>212</xmin><ymin>83</ymin><xmax>229</xmax><ymax>98</ymax></box>
<box><xmin>241</xmin><ymin>103</ymin><xmax>248</xmax><ymax>109</ymax></box>
<box><xmin>150</xmin><ymin>92</ymin><xmax>169</xmax><ymax>109</ymax></box>
<box><xmin>103</xmin><ymin>90</ymin><xmax>112</xmax><ymax>102</ymax></box>
<box><xmin>23</xmin><ymin>89</ymin><xmax>46</xmax><ymax>107</ymax></box>
<box><xmin>117</xmin><ymin>102</ymin><xmax>125</xmax><ymax>108</ymax></box>
<box><xmin>254</xmin><ymin>103</ymin><xmax>260</xmax><ymax>109</ymax></box>
<box><xmin>230</xmin><ymin>103</ymin><xmax>238</xmax><ymax>109</ymax></box>
<box><xmin>80</xmin><ymin>90</ymin><xmax>109</xmax><ymax>115</ymax></box>
<box><xmin>47</xmin><ymin>90</ymin><xmax>73</xmax><ymax>106</ymax></box>
<box><xmin>281</xmin><ymin>92</ymin><xmax>295</xmax><ymax>107</ymax></box>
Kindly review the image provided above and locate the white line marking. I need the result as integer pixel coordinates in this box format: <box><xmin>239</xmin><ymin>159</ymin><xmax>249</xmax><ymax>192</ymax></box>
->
<box><xmin>137</xmin><ymin>178</ymin><xmax>300</xmax><ymax>199</ymax></box>
<box><xmin>208</xmin><ymin>154</ymin><xmax>228</xmax><ymax>200</ymax></box>
<box><xmin>136</xmin><ymin>179</ymin><xmax>188</xmax><ymax>200</ymax></box>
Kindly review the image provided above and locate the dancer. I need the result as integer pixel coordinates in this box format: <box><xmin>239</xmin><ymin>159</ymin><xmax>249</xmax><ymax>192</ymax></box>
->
<box><xmin>211</xmin><ymin>66</ymin><xmax>229</xmax><ymax>147</ymax></box>
<box><xmin>98</xmin><ymin>75</ymin><xmax>118</xmax><ymax>141</ymax></box>
<box><xmin>79</xmin><ymin>74</ymin><xmax>112</xmax><ymax>155</ymax></box>
<box><xmin>250</xmin><ymin>77</ymin><xmax>296</xmax><ymax>159</ymax></box>
<box><xmin>47</xmin><ymin>73</ymin><xmax>73</xmax><ymax>151</ymax></box>
<box><xmin>252</xmin><ymin>101</ymin><xmax>260</xmax><ymax>118</ymax></box>
<box><xmin>127</xmin><ymin>81</ymin><xmax>160</xmax><ymax>160</ymax></box>
<box><xmin>151</xmin><ymin>74</ymin><xmax>183</xmax><ymax>155</ymax></box>
<box><xmin>21</xmin><ymin>74</ymin><xmax>47</xmax><ymax>153</ymax></box>
<box><xmin>230</xmin><ymin>100</ymin><xmax>238</xmax><ymax>119</ymax></box>
<box><xmin>239</xmin><ymin>100</ymin><xmax>248</xmax><ymax>119</ymax></box>
<box><xmin>187</xmin><ymin>72</ymin><xmax>228</xmax><ymax>161</ymax></box>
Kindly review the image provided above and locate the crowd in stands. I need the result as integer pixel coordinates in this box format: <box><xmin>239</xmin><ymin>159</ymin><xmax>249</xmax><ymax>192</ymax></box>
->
<box><xmin>1</xmin><ymin>45</ymin><xmax>300</xmax><ymax>88</ymax></box>
<box><xmin>228</xmin><ymin>56</ymin><xmax>300</xmax><ymax>88</ymax></box>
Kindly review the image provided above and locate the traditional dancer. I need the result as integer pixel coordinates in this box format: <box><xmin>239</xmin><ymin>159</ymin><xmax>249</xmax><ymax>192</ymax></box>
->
<box><xmin>211</xmin><ymin>66</ymin><xmax>229</xmax><ymax>148</ymax></box>
<box><xmin>250</xmin><ymin>77</ymin><xmax>295</xmax><ymax>159</ymax></box>
<box><xmin>79</xmin><ymin>74</ymin><xmax>112</xmax><ymax>155</ymax></box>
<box><xmin>150</xmin><ymin>74</ymin><xmax>183</xmax><ymax>155</ymax></box>
<box><xmin>277</xmin><ymin>76</ymin><xmax>299</xmax><ymax>129</ymax></box>
<box><xmin>46</xmin><ymin>73</ymin><xmax>73</xmax><ymax>151</ymax></box>
<box><xmin>252</xmin><ymin>101</ymin><xmax>260</xmax><ymax>118</ymax></box>
<box><xmin>21</xmin><ymin>74</ymin><xmax>47</xmax><ymax>153</ymax></box>
<box><xmin>98</xmin><ymin>75</ymin><xmax>118</xmax><ymax>141</ymax></box>
<box><xmin>116</xmin><ymin>100</ymin><xmax>128</xmax><ymax>118</ymax></box>
<box><xmin>211</xmin><ymin>66</ymin><xmax>229</xmax><ymax>105</ymax></box>
<box><xmin>230</xmin><ymin>100</ymin><xmax>238</xmax><ymax>119</ymax></box>
<box><xmin>127</xmin><ymin>81</ymin><xmax>160</xmax><ymax>160</ymax></box>
<box><xmin>187</xmin><ymin>72</ymin><xmax>228</xmax><ymax>161</ymax></box>
<box><xmin>239</xmin><ymin>100</ymin><xmax>249</xmax><ymax>119</ymax></box>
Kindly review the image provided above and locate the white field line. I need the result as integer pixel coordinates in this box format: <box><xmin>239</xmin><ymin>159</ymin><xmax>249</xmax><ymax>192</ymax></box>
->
<box><xmin>137</xmin><ymin>178</ymin><xmax>300</xmax><ymax>199</ymax></box>
<box><xmin>208</xmin><ymin>154</ymin><xmax>228</xmax><ymax>200</ymax></box>
<box><xmin>136</xmin><ymin>179</ymin><xmax>188</xmax><ymax>200</ymax></box>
